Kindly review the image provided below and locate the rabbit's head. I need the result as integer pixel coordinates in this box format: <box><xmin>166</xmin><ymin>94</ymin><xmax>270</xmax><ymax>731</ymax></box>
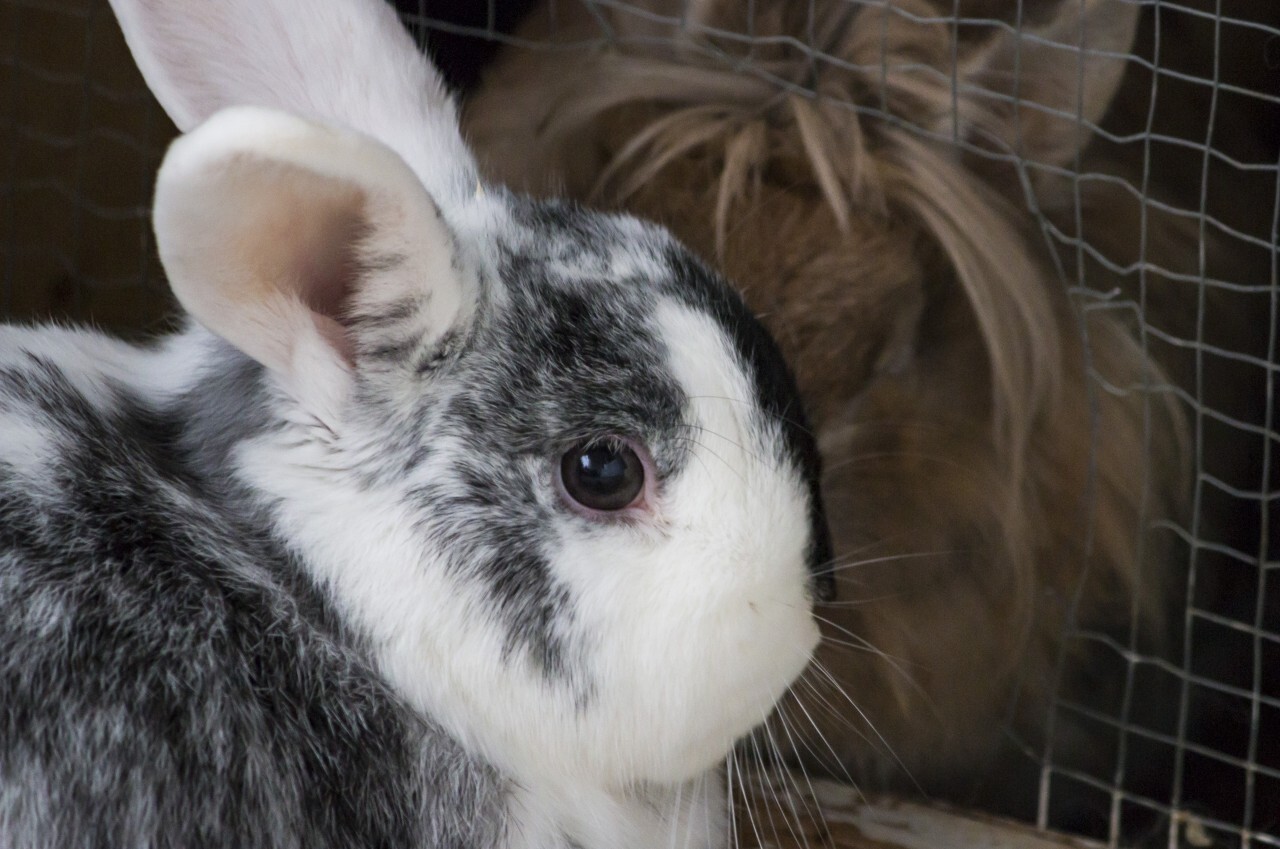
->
<box><xmin>108</xmin><ymin>0</ymin><xmax>830</xmax><ymax>799</ymax></box>
<box><xmin>463</xmin><ymin>0</ymin><xmax>1188</xmax><ymax>797</ymax></box>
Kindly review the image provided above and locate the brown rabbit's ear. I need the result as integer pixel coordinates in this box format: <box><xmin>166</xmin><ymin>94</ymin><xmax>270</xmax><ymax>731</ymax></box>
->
<box><xmin>597</xmin><ymin>0</ymin><xmax>718</xmax><ymax>40</ymax></box>
<box><xmin>953</xmin><ymin>0</ymin><xmax>1140</xmax><ymax>167</ymax></box>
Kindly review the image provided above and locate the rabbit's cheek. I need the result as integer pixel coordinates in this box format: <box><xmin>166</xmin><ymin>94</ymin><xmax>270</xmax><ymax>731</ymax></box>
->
<box><xmin>536</xmin><ymin>486</ymin><xmax>819</xmax><ymax>785</ymax></box>
<box><xmin>562</xmin><ymin>303</ymin><xmax>822</xmax><ymax>780</ymax></box>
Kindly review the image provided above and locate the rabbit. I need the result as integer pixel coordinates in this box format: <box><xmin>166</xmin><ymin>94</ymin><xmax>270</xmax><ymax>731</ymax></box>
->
<box><xmin>0</xmin><ymin>0</ymin><xmax>835</xmax><ymax>846</ymax></box>
<box><xmin>461</xmin><ymin>0</ymin><xmax>1193</xmax><ymax>823</ymax></box>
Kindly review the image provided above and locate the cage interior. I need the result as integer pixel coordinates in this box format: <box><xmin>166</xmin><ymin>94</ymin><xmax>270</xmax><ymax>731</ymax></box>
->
<box><xmin>1</xmin><ymin>1</ymin><xmax>1276</xmax><ymax>846</ymax></box>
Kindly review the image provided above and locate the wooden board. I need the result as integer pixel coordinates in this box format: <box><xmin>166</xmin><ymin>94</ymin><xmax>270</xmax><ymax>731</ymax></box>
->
<box><xmin>738</xmin><ymin>775</ymin><xmax>1107</xmax><ymax>849</ymax></box>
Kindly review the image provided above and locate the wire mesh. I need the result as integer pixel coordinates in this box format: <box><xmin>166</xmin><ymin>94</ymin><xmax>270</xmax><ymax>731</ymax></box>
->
<box><xmin>398</xmin><ymin>4</ymin><xmax>1280</xmax><ymax>844</ymax></box>
<box><xmin>0</xmin><ymin>0</ymin><xmax>173</xmax><ymax>335</ymax></box>
<box><xmin>1</xmin><ymin>1</ymin><xmax>1276</xmax><ymax>847</ymax></box>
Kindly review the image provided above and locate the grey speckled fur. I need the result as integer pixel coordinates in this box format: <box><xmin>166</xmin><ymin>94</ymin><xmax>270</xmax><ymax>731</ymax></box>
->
<box><xmin>0</xmin><ymin>348</ymin><xmax>507</xmax><ymax>849</ymax></box>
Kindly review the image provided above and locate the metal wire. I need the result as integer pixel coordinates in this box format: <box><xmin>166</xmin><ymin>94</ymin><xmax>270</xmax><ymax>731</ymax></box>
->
<box><xmin>0</xmin><ymin>0</ymin><xmax>172</xmax><ymax>333</ymax></box>
<box><xmin>1</xmin><ymin>0</ymin><xmax>1276</xmax><ymax>846</ymax></box>
<box><xmin>409</xmin><ymin>8</ymin><xmax>1280</xmax><ymax>846</ymax></box>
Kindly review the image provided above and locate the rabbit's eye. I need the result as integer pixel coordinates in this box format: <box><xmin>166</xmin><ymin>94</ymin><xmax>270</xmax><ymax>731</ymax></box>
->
<box><xmin>558</xmin><ymin>441</ymin><xmax>646</xmax><ymax>513</ymax></box>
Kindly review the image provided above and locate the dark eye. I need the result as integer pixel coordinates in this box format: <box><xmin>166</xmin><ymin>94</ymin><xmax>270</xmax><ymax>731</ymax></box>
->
<box><xmin>558</xmin><ymin>441</ymin><xmax>646</xmax><ymax>513</ymax></box>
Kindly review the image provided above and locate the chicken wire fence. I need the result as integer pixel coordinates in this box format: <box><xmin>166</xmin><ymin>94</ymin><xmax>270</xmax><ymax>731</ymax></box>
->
<box><xmin>1</xmin><ymin>0</ymin><xmax>1276</xmax><ymax>847</ymax></box>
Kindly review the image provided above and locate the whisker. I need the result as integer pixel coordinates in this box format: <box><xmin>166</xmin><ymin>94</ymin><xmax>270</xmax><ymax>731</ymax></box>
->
<box><xmin>809</xmin><ymin>548</ymin><xmax>981</xmax><ymax>617</ymax></box>
<box><xmin>668</xmin><ymin>769</ymin><xmax>684</xmax><ymax>849</ymax></box>
<box><xmin>683</xmin><ymin>394</ymin><xmax>819</xmax><ymax>441</ymax></box>
<box><xmin>725</xmin><ymin>750</ymin><xmax>742</xmax><ymax>849</ymax></box>
<box><xmin>758</xmin><ymin>712</ymin><xmax>812</xmax><ymax>849</ymax></box>
<box><xmin>731</xmin><ymin>742</ymin><xmax>770</xmax><ymax>849</ymax></box>
<box><xmin>816</xmin><ymin>631</ymin><xmax>909</xmax><ymax>660</ymax></box>
<box><xmin>746</xmin><ymin>722</ymin><xmax>787</xmax><ymax>848</ymax></box>
<box><xmin>810</xmin><ymin>612</ymin><xmax>929</xmax><ymax>700</ymax></box>
<box><xmin>817</xmin><ymin>547</ymin><xmax>968</xmax><ymax>577</ymax></box>
<box><xmin>808</xmin><ymin>658</ymin><xmax>925</xmax><ymax>795</ymax></box>
<box><xmin>767</xmin><ymin>703</ymin><xmax>832</xmax><ymax>847</ymax></box>
<box><xmin>812</xmin><ymin>614</ymin><xmax>914</xmax><ymax>663</ymax></box>
<box><xmin>701</xmin><ymin>769</ymin><xmax>714</xmax><ymax>849</ymax></box>
<box><xmin>747</xmin><ymin>701</ymin><xmax>803</xmax><ymax>849</ymax></box>
<box><xmin>673</xmin><ymin>421</ymin><xmax>758</xmax><ymax>461</ymax></box>
<box><xmin>821</xmin><ymin>449</ymin><xmax>986</xmax><ymax>475</ymax></box>
<box><xmin>818</xmin><ymin>593</ymin><xmax>909</xmax><ymax>608</ymax></box>
<box><xmin>785</xmin><ymin>672</ymin><xmax>886</xmax><ymax>765</ymax></box>
<box><xmin>820</xmin><ymin>415</ymin><xmax>989</xmax><ymax>439</ymax></box>
<box><xmin>667</xmin><ymin>432</ymin><xmax>749</xmax><ymax>486</ymax></box>
<box><xmin>670</xmin><ymin>422</ymin><xmax>777</xmax><ymax>472</ymax></box>
<box><xmin>778</xmin><ymin>686</ymin><xmax>869</xmax><ymax>800</ymax></box>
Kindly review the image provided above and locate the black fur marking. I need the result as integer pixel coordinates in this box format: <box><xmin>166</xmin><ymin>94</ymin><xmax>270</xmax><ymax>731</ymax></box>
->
<box><xmin>359</xmin><ymin>251</ymin><xmax>410</xmax><ymax>275</ymax></box>
<box><xmin>347</xmin><ymin>294</ymin><xmax>422</xmax><ymax>330</ymax></box>
<box><xmin>415</xmin><ymin>327</ymin><xmax>462</xmax><ymax>375</ymax></box>
<box><xmin>363</xmin><ymin>334</ymin><xmax>424</xmax><ymax>363</ymax></box>
<box><xmin>407</xmin><ymin>454</ymin><xmax>578</xmax><ymax>680</ymax></box>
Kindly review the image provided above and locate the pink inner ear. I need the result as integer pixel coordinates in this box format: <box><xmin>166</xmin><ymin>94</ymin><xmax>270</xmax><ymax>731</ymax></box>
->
<box><xmin>229</xmin><ymin>160</ymin><xmax>369</xmax><ymax>368</ymax></box>
<box><xmin>289</xmin><ymin>199</ymin><xmax>367</xmax><ymax>368</ymax></box>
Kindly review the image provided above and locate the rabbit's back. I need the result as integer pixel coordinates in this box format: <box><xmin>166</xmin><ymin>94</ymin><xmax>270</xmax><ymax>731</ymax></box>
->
<box><xmin>0</xmin><ymin>330</ymin><xmax>503</xmax><ymax>849</ymax></box>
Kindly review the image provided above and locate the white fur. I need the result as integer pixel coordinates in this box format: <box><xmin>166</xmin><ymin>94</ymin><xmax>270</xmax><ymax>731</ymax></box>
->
<box><xmin>0</xmin><ymin>324</ymin><xmax>210</xmax><ymax>408</ymax></box>
<box><xmin>0</xmin><ymin>411</ymin><xmax>57</xmax><ymax>483</ymax></box>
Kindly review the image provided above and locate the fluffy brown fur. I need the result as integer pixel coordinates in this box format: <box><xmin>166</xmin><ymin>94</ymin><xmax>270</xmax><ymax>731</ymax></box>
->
<box><xmin>463</xmin><ymin>0</ymin><xmax>1190</xmax><ymax>814</ymax></box>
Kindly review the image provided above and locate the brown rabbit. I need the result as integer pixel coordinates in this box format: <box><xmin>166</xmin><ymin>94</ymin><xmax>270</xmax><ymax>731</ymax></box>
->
<box><xmin>462</xmin><ymin>0</ymin><xmax>1191</xmax><ymax>824</ymax></box>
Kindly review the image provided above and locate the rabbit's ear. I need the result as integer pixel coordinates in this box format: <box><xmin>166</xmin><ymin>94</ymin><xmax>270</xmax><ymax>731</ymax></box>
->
<box><xmin>153</xmin><ymin>106</ymin><xmax>472</xmax><ymax>427</ymax></box>
<box><xmin>106</xmin><ymin>0</ymin><xmax>474</xmax><ymax>205</ymax></box>
<box><xmin>956</xmin><ymin>0</ymin><xmax>1139</xmax><ymax>167</ymax></box>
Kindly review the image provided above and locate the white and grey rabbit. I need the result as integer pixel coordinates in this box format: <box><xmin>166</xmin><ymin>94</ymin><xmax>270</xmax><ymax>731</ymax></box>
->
<box><xmin>0</xmin><ymin>0</ymin><xmax>833</xmax><ymax>846</ymax></box>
